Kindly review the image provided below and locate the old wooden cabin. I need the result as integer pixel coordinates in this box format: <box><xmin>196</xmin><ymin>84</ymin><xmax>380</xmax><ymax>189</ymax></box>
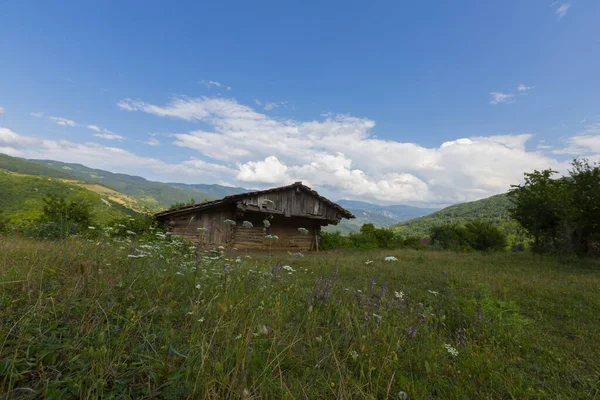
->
<box><xmin>155</xmin><ymin>182</ymin><xmax>355</xmax><ymax>251</ymax></box>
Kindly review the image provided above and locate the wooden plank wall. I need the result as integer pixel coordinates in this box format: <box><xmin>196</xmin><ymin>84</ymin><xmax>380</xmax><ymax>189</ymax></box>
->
<box><xmin>165</xmin><ymin>207</ymin><xmax>235</xmax><ymax>245</ymax></box>
<box><xmin>231</xmin><ymin>215</ymin><xmax>317</xmax><ymax>251</ymax></box>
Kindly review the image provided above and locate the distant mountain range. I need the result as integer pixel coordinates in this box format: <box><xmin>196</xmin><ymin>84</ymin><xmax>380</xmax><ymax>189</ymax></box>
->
<box><xmin>326</xmin><ymin>200</ymin><xmax>440</xmax><ymax>234</ymax></box>
<box><xmin>1</xmin><ymin>153</ymin><xmax>520</xmax><ymax>237</ymax></box>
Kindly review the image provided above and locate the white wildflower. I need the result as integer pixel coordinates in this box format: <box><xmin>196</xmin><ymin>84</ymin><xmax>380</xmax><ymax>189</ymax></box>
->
<box><xmin>373</xmin><ymin>313</ymin><xmax>382</xmax><ymax>320</ymax></box>
<box><xmin>384</xmin><ymin>256</ymin><xmax>398</xmax><ymax>261</ymax></box>
<box><xmin>445</xmin><ymin>343</ymin><xmax>459</xmax><ymax>357</ymax></box>
<box><xmin>263</xmin><ymin>219</ymin><xmax>271</xmax><ymax>228</ymax></box>
<box><xmin>242</xmin><ymin>221</ymin><xmax>253</xmax><ymax>228</ymax></box>
<box><xmin>428</xmin><ymin>290</ymin><xmax>439</xmax><ymax>296</ymax></box>
<box><xmin>235</xmin><ymin>333</ymin><xmax>242</xmax><ymax>340</ymax></box>
<box><xmin>197</xmin><ymin>227</ymin><xmax>207</xmax><ymax>232</ymax></box>
<box><xmin>315</xmin><ymin>336</ymin><xmax>323</xmax><ymax>343</ymax></box>
<box><xmin>349</xmin><ymin>350</ymin><xmax>359</xmax><ymax>361</ymax></box>
<box><xmin>365</xmin><ymin>260</ymin><xmax>373</xmax><ymax>265</ymax></box>
<box><xmin>282</xmin><ymin>265</ymin><xmax>295</xmax><ymax>272</ymax></box>
<box><xmin>195</xmin><ymin>284</ymin><xmax>201</xmax><ymax>289</ymax></box>
<box><xmin>88</xmin><ymin>226</ymin><xmax>96</xmax><ymax>230</ymax></box>
<box><xmin>395</xmin><ymin>291</ymin><xmax>405</xmax><ymax>299</ymax></box>
<box><xmin>298</xmin><ymin>227</ymin><xmax>309</xmax><ymax>235</ymax></box>
<box><xmin>126</xmin><ymin>230</ymin><xmax>136</xmax><ymax>235</ymax></box>
<box><xmin>223</xmin><ymin>219</ymin><xmax>236</xmax><ymax>226</ymax></box>
<box><xmin>265</xmin><ymin>234</ymin><xmax>278</xmax><ymax>240</ymax></box>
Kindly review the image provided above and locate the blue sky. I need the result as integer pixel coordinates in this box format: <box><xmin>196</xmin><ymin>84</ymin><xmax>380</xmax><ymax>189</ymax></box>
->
<box><xmin>1</xmin><ymin>0</ymin><xmax>599</xmax><ymax>205</ymax></box>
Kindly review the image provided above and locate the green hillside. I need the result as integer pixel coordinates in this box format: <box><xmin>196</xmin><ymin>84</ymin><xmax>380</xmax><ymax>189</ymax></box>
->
<box><xmin>0</xmin><ymin>170</ymin><xmax>135</xmax><ymax>225</ymax></box>
<box><xmin>31</xmin><ymin>159</ymin><xmax>219</xmax><ymax>210</ymax></box>
<box><xmin>0</xmin><ymin>153</ymin><xmax>78</xmax><ymax>179</ymax></box>
<box><xmin>392</xmin><ymin>194</ymin><xmax>528</xmax><ymax>245</ymax></box>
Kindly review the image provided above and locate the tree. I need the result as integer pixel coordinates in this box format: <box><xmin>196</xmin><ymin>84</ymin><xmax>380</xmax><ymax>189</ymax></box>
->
<box><xmin>508</xmin><ymin>169</ymin><xmax>568</xmax><ymax>252</ymax></box>
<box><xmin>509</xmin><ymin>158</ymin><xmax>600</xmax><ymax>255</ymax></box>
<box><xmin>41</xmin><ymin>194</ymin><xmax>92</xmax><ymax>226</ymax></box>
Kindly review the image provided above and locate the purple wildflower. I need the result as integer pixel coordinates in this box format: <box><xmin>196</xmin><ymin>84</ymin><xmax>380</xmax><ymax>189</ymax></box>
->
<box><xmin>407</xmin><ymin>327</ymin><xmax>417</xmax><ymax>338</ymax></box>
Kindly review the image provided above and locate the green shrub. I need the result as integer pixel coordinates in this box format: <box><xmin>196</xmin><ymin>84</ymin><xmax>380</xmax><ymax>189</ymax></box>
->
<box><xmin>106</xmin><ymin>214</ymin><xmax>158</xmax><ymax>237</ymax></box>
<box><xmin>319</xmin><ymin>231</ymin><xmax>353</xmax><ymax>250</ymax></box>
<box><xmin>430</xmin><ymin>220</ymin><xmax>507</xmax><ymax>252</ymax></box>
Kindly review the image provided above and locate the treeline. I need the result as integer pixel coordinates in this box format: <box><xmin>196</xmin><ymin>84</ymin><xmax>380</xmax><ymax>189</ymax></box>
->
<box><xmin>508</xmin><ymin>158</ymin><xmax>600</xmax><ymax>256</ymax></box>
<box><xmin>320</xmin><ymin>220</ymin><xmax>507</xmax><ymax>252</ymax></box>
<box><xmin>320</xmin><ymin>223</ymin><xmax>428</xmax><ymax>251</ymax></box>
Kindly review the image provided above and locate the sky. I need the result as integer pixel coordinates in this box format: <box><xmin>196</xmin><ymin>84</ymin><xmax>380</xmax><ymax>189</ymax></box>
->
<box><xmin>1</xmin><ymin>0</ymin><xmax>599</xmax><ymax>206</ymax></box>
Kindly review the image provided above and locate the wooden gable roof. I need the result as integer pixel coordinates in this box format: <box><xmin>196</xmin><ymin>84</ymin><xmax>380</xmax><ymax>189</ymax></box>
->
<box><xmin>155</xmin><ymin>182</ymin><xmax>355</xmax><ymax>221</ymax></box>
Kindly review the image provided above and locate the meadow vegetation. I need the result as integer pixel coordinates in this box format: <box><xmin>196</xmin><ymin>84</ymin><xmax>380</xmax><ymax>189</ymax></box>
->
<box><xmin>1</xmin><ymin>231</ymin><xmax>599</xmax><ymax>399</ymax></box>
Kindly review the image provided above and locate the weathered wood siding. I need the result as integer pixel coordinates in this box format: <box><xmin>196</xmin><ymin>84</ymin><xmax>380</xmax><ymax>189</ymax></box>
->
<box><xmin>231</xmin><ymin>215</ymin><xmax>317</xmax><ymax>251</ymax></box>
<box><xmin>237</xmin><ymin>188</ymin><xmax>343</xmax><ymax>222</ymax></box>
<box><xmin>165</xmin><ymin>206</ymin><xmax>235</xmax><ymax>245</ymax></box>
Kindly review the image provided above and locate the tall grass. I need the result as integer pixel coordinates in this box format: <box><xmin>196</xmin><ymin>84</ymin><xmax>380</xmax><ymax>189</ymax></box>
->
<box><xmin>1</xmin><ymin>234</ymin><xmax>599</xmax><ymax>399</ymax></box>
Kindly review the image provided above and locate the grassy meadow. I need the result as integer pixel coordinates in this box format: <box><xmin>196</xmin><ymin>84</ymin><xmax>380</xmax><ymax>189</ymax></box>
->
<box><xmin>1</xmin><ymin>233</ymin><xmax>599</xmax><ymax>399</ymax></box>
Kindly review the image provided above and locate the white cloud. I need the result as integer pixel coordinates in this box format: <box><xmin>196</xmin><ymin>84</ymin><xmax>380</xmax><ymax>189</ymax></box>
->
<box><xmin>49</xmin><ymin>116</ymin><xmax>78</xmax><ymax>127</ymax></box>
<box><xmin>30</xmin><ymin>112</ymin><xmax>44</xmax><ymax>118</ymax></box>
<box><xmin>87</xmin><ymin>125</ymin><xmax>102</xmax><ymax>132</ymax></box>
<box><xmin>556</xmin><ymin>3</ymin><xmax>571</xmax><ymax>19</ymax></box>
<box><xmin>0</xmin><ymin>125</ymin><xmax>236</xmax><ymax>183</ymax></box>
<box><xmin>93</xmin><ymin>130</ymin><xmax>124</xmax><ymax>141</ymax></box>
<box><xmin>517</xmin><ymin>84</ymin><xmax>535</xmax><ymax>92</ymax></box>
<box><xmin>0</xmin><ymin>107</ymin><xmax>5</xmax><ymax>116</ymax></box>
<box><xmin>556</xmin><ymin>124</ymin><xmax>600</xmax><ymax>155</ymax></box>
<box><xmin>489</xmin><ymin>92</ymin><xmax>514</xmax><ymax>105</ymax></box>
<box><xmin>264</xmin><ymin>102</ymin><xmax>279</xmax><ymax>111</ymax></box>
<box><xmin>117</xmin><ymin>96</ymin><xmax>571</xmax><ymax>204</ymax></box>
<box><xmin>143</xmin><ymin>137</ymin><xmax>161</xmax><ymax>146</ymax></box>
<box><xmin>254</xmin><ymin>99</ymin><xmax>262</xmax><ymax>106</ymax></box>
<box><xmin>200</xmin><ymin>80</ymin><xmax>232</xmax><ymax>91</ymax></box>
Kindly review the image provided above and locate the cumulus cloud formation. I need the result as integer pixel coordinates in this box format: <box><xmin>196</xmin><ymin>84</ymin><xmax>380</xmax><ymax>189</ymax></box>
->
<box><xmin>117</xmin><ymin>96</ymin><xmax>569</xmax><ymax>204</ymax></box>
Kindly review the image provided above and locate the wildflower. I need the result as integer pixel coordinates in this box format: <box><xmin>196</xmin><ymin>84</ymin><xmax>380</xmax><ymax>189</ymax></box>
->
<box><xmin>242</xmin><ymin>220</ymin><xmax>253</xmax><ymax>228</ymax></box>
<box><xmin>260</xmin><ymin>325</ymin><xmax>269</xmax><ymax>335</ymax></box>
<box><xmin>187</xmin><ymin>311</ymin><xmax>193</xmax><ymax>315</ymax></box>
<box><xmin>195</xmin><ymin>284</ymin><xmax>201</xmax><ymax>289</ymax></box>
<box><xmin>444</xmin><ymin>343</ymin><xmax>459</xmax><ymax>357</ymax></box>
<box><xmin>197</xmin><ymin>227</ymin><xmax>207</xmax><ymax>232</ymax></box>
<box><xmin>265</xmin><ymin>234</ymin><xmax>278</xmax><ymax>240</ymax></box>
<box><xmin>407</xmin><ymin>327</ymin><xmax>417</xmax><ymax>338</ymax></box>
<box><xmin>282</xmin><ymin>265</ymin><xmax>295</xmax><ymax>272</ymax></box>
<box><xmin>315</xmin><ymin>336</ymin><xmax>323</xmax><ymax>343</ymax></box>
<box><xmin>88</xmin><ymin>226</ymin><xmax>96</xmax><ymax>230</ymax></box>
<box><xmin>198</xmin><ymin>317</ymin><xmax>205</xmax><ymax>323</ymax></box>
<box><xmin>235</xmin><ymin>333</ymin><xmax>242</xmax><ymax>340</ymax></box>
<box><xmin>349</xmin><ymin>350</ymin><xmax>359</xmax><ymax>361</ymax></box>
<box><xmin>263</xmin><ymin>219</ymin><xmax>271</xmax><ymax>228</ymax></box>
<box><xmin>398</xmin><ymin>391</ymin><xmax>408</xmax><ymax>400</ymax></box>
<box><xmin>126</xmin><ymin>230</ymin><xmax>136</xmax><ymax>235</ymax></box>
<box><xmin>263</xmin><ymin>199</ymin><xmax>274</xmax><ymax>205</ymax></box>
<box><xmin>373</xmin><ymin>313</ymin><xmax>382</xmax><ymax>320</ymax></box>
<box><xmin>292</xmin><ymin>252</ymin><xmax>304</xmax><ymax>258</ymax></box>
<box><xmin>394</xmin><ymin>291</ymin><xmax>404</xmax><ymax>299</ymax></box>
<box><xmin>384</xmin><ymin>256</ymin><xmax>398</xmax><ymax>261</ymax></box>
<box><xmin>428</xmin><ymin>290</ymin><xmax>439</xmax><ymax>296</ymax></box>
<box><xmin>298</xmin><ymin>227</ymin><xmax>309</xmax><ymax>235</ymax></box>
<box><xmin>223</xmin><ymin>219</ymin><xmax>236</xmax><ymax>226</ymax></box>
<box><xmin>365</xmin><ymin>260</ymin><xmax>373</xmax><ymax>265</ymax></box>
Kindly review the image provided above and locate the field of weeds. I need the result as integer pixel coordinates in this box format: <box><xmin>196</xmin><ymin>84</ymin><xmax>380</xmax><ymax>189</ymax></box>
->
<box><xmin>1</xmin><ymin>233</ymin><xmax>599</xmax><ymax>399</ymax></box>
